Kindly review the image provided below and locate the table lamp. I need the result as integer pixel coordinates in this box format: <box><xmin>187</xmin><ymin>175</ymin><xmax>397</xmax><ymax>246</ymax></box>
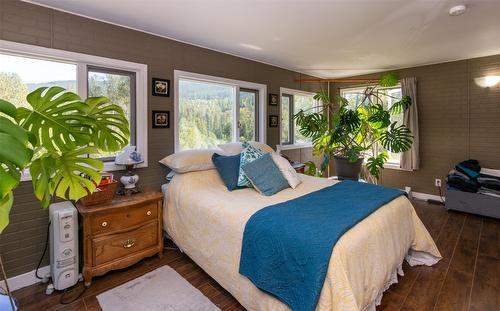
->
<box><xmin>115</xmin><ymin>146</ymin><xmax>144</xmax><ymax>195</ymax></box>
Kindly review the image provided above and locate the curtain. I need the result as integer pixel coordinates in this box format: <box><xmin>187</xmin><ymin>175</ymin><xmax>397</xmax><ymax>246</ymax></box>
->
<box><xmin>400</xmin><ymin>77</ymin><xmax>420</xmax><ymax>170</ymax></box>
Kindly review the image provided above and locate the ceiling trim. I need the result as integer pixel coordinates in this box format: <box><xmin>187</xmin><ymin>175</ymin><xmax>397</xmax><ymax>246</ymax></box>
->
<box><xmin>23</xmin><ymin>0</ymin><xmax>321</xmax><ymax>79</ymax></box>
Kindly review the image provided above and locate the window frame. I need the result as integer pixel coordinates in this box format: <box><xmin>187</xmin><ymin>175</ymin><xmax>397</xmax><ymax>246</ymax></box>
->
<box><xmin>279</xmin><ymin>87</ymin><xmax>318</xmax><ymax>150</ymax></box>
<box><xmin>173</xmin><ymin>70</ymin><xmax>267</xmax><ymax>152</ymax></box>
<box><xmin>87</xmin><ymin>66</ymin><xmax>137</xmax><ymax>162</ymax></box>
<box><xmin>0</xmin><ymin>39</ymin><xmax>148</xmax><ymax>180</ymax></box>
<box><xmin>340</xmin><ymin>84</ymin><xmax>404</xmax><ymax>169</ymax></box>
<box><xmin>239</xmin><ymin>88</ymin><xmax>260</xmax><ymax>142</ymax></box>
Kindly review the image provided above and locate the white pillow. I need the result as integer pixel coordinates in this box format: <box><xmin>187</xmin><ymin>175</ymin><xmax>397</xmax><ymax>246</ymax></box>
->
<box><xmin>159</xmin><ymin>149</ymin><xmax>221</xmax><ymax>173</ymax></box>
<box><xmin>218</xmin><ymin>141</ymin><xmax>274</xmax><ymax>155</ymax></box>
<box><xmin>271</xmin><ymin>153</ymin><xmax>302</xmax><ymax>189</ymax></box>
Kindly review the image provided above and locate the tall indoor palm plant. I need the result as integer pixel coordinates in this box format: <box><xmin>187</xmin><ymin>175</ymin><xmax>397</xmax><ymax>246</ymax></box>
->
<box><xmin>295</xmin><ymin>74</ymin><xmax>413</xmax><ymax>180</ymax></box>
<box><xmin>0</xmin><ymin>87</ymin><xmax>129</xmax><ymax>307</ymax></box>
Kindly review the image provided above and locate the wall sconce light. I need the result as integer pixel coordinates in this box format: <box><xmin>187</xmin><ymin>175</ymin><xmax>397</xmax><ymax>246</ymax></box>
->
<box><xmin>474</xmin><ymin>75</ymin><xmax>500</xmax><ymax>88</ymax></box>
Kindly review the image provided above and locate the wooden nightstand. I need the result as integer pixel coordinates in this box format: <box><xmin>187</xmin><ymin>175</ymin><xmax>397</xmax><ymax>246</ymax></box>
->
<box><xmin>77</xmin><ymin>191</ymin><xmax>164</xmax><ymax>286</ymax></box>
<box><xmin>291</xmin><ymin>162</ymin><xmax>306</xmax><ymax>174</ymax></box>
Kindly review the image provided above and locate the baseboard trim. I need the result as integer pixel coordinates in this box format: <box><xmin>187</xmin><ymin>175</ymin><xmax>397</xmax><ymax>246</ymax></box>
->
<box><xmin>0</xmin><ymin>265</ymin><xmax>50</xmax><ymax>292</ymax></box>
<box><xmin>411</xmin><ymin>191</ymin><xmax>445</xmax><ymax>203</ymax></box>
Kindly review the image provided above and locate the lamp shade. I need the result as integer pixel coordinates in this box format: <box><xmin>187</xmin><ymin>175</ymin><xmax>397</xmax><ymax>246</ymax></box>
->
<box><xmin>115</xmin><ymin>146</ymin><xmax>144</xmax><ymax>166</ymax></box>
<box><xmin>474</xmin><ymin>76</ymin><xmax>500</xmax><ymax>88</ymax></box>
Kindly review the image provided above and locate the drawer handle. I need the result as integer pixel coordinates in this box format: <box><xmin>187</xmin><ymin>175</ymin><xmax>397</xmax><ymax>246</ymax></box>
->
<box><xmin>101</xmin><ymin>221</ymin><xmax>108</xmax><ymax>227</ymax></box>
<box><xmin>122</xmin><ymin>239</ymin><xmax>135</xmax><ymax>249</ymax></box>
<box><xmin>146</xmin><ymin>210</ymin><xmax>152</xmax><ymax>216</ymax></box>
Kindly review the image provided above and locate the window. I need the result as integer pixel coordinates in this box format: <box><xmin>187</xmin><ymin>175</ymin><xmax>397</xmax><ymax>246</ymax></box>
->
<box><xmin>88</xmin><ymin>67</ymin><xmax>136</xmax><ymax>160</ymax></box>
<box><xmin>280</xmin><ymin>88</ymin><xmax>318</xmax><ymax>147</ymax></box>
<box><xmin>174</xmin><ymin>70</ymin><xmax>266</xmax><ymax>151</ymax></box>
<box><xmin>0</xmin><ymin>40</ymin><xmax>148</xmax><ymax>177</ymax></box>
<box><xmin>340</xmin><ymin>85</ymin><xmax>403</xmax><ymax>166</ymax></box>
<box><xmin>0</xmin><ymin>53</ymin><xmax>77</xmax><ymax>109</ymax></box>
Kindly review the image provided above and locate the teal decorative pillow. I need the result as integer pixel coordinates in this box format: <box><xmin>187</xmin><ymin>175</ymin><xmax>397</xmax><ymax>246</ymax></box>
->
<box><xmin>242</xmin><ymin>153</ymin><xmax>290</xmax><ymax>196</ymax></box>
<box><xmin>237</xmin><ymin>142</ymin><xmax>265</xmax><ymax>187</ymax></box>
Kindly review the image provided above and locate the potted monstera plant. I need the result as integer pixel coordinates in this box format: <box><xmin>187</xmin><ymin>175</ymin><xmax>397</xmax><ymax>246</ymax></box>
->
<box><xmin>294</xmin><ymin>73</ymin><xmax>413</xmax><ymax>180</ymax></box>
<box><xmin>0</xmin><ymin>87</ymin><xmax>130</xmax><ymax>308</ymax></box>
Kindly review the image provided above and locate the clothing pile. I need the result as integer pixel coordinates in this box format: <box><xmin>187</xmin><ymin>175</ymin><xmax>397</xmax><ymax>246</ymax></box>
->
<box><xmin>447</xmin><ymin>159</ymin><xmax>500</xmax><ymax>197</ymax></box>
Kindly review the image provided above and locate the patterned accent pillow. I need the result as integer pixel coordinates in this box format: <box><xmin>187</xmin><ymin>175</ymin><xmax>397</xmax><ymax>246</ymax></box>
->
<box><xmin>237</xmin><ymin>142</ymin><xmax>265</xmax><ymax>187</ymax></box>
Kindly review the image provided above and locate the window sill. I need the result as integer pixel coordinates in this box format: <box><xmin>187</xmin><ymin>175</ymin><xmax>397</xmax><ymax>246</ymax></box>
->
<box><xmin>279</xmin><ymin>143</ymin><xmax>313</xmax><ymax>151</ymax></box>
<box><xmin>20</xmin><ymin>162</ymin><xmax>148</xmax><ymax>182</ymax></box>
<box><xmin>383</xmin><ymin>162</ymin><xmax>403</xmax><ymax>170</ymax></box>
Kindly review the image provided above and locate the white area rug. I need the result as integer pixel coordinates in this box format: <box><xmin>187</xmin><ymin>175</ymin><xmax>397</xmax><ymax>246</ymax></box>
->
<box><xmin>97</xmin><ymin>266</ymin><xmax>220</xmax><ymax>311</ymax></box>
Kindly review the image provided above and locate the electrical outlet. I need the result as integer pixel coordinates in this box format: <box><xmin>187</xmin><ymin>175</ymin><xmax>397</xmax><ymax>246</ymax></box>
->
<box><xmin>435</xmin><ymin>179</ymin><xmax>442</xmax><ymax>187</ymax></box>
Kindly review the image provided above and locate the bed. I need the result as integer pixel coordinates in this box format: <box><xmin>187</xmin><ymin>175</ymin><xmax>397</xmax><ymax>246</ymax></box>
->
<box><xmin>162</xmin><ymin>169</ymin><xmax>441</xmax><ymax>311</ymax></box>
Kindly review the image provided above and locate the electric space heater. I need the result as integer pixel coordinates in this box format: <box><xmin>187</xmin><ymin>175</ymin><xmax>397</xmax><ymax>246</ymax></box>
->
<box><xmin>48</xmin><ymin>201</ymin><xmax>79</xmax><ymax>291</ymax></box>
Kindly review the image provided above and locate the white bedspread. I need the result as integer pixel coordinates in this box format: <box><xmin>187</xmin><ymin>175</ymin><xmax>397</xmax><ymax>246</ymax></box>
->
<box><xmin>163</xmin><ymin>170</ymin><xmax>441</xmax><ymax>311</ymax></box>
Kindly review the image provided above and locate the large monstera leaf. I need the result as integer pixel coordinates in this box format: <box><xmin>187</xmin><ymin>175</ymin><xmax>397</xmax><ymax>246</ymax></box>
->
<box><xmin>50</xmin><ymin>147</ymin><xmax>104</xmax><ymax>202</ymax></box>
<box><xmin>85</xmin><ymin>97</ymin><xmax>130</xmax><ymax>152</ymax></box>
<box><xmin>380</xmin><ymin>122</ymin><xmax>413</xmax><ymax>153</ymax></box>
<box><xmin>29</xmin><ymin>155</ymin><xmax>57</xmax><ymax>209</ymax></box>
<box><xmin>367</xmin><ymin>104</ymin><xmax>391</xmax><ymax>129</ymax></box>
<box><xmin>389</xmin><ymin>96</ymin><xmax>411</xmax><ymax>115</ymax></box>
<box><xmin>16</xmin><ymin>87</ymin><xmax>94</xmax><ymax>152</ymax></box>
<box><xmin>366</xmin><ymin>152</ymin><xmax>389</xmax><ymax>179</ymax></box>
<box><xmin>294</xmin><ymin>111</ymin><xmax>328</xmax><ymax>144</ymax></box>
<box><xmin>0</xmin><ymin>99</ymin><xmax>33</xmax><ymax>233</ymax></box>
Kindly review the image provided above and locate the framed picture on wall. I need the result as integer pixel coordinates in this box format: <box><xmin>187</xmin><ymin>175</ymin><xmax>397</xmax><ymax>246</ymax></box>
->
<box><xmin>269</xmin><ymin>115</ymin><xmax>279</xmax><ymax>127</ymax></box>
<box><xmin>269</xmin><ymin>93</ymin><xmax>278</xmax><ymax>106</ymax></box>
<box><xmin>152</xmin><ymin>78</ymin><xmax>170</xmax><ymax>97</ymax></box>
<box><xmin>152</xmin><ymin>110</ymin><xmax>170</xmax><ymax>128</ymax></box>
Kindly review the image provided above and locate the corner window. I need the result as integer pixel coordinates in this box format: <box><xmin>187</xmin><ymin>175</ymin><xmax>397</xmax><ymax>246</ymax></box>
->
<box><xmin>280</xmin><ymin>88</ymin><xmax>318</xmax><ymax>147</ymax></box>
<box><xmin>341</xmin><ymin>85</ymin><xmax>403</xmax><ymax>165</ymax></box>
<box><xmin>175</xmin><ymin>70</ymin><xmax>266</xmax><ymax>151</ymax></box>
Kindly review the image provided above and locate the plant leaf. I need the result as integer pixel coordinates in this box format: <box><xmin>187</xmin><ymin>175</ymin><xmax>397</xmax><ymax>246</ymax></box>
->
<box><xmin>379</xmin><ymin>73</ymin><xmax>399</xmax><ymax>87</ymax></box>
<box><xmin>380</xmin><ymin>122</ymin><xmax>413</xmax><ymax>153</ymax></box>
<box><xmin>85</xmin><ymin>96</ymin><xmax>130</xmax><ymax>152</ymax></box>
<box><xmin>0</xmin><ymin>98</ymin><xmax>17</xmax><ymax>118</ymax></box>
<box><xmin>0</xmin><ymin>115</ymin><xmax>32</xmax><ymax>200</ymax></box>
<box><xmin>16</xmin><ymin>87</ymin><xmax>94</xmax><ymax>152</ymax></box>
<box><xmin>367</xmin><ymin>103</ymin><xmax>391</xmax><ymax>129</ymax></box>
<box><xmin>51</xmin><ymin>147</ymin><xmax>104</xmax><ymax>202</ymax></box>
<box><xmin>304</xmin><ymin>161</ymin><xmax>317</xmax><ymax>176</ymax></box>
<box><xmin>0</xmin><ymin>117</ymin><xmax>33</xmax><ymax>168</ymax></box>
<box><xmin>389</xmin><ymin>95</ymin><xmax>411</xmax><ymax>115</ymax></box>
<box><xmin>0</xmin><ymin>191</ymin><xmax>13</xmax><ymax>233</ymax></box>
<box><xmin>30</xmin><ymin>155</ymin><xmax>57</xmax><ymax>208</ymax></box>
<box><xmin>366</xmin><ymin>152</ymin><xmax>389</xmax><ymax>179</ymax></box>
<box><xmin>313</xmin><ymin>89</ymin><xmax>331</xmax><ymax>103</ymax></box>
<box><xmin>294</xmin><ymin>111</ymin><xmax>328</xmax><ymax>143</ymax></box>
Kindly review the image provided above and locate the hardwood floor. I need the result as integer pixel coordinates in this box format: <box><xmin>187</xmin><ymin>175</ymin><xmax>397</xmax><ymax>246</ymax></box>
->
<box><xmin>12</xmin><ymin>201</ymin><xmax>499</xmax><ymax>311</ymax></box>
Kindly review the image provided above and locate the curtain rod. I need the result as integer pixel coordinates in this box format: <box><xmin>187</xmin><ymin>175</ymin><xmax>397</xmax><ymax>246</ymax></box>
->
<box><xmin>294</xmin><ymin>78</ymin><xmax>380</xmax><ymax>83</ymax></box>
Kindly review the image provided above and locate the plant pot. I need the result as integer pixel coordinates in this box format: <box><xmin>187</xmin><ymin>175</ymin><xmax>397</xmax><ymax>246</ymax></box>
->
<box><xmin>334</xmin><ymin>156</ymin><xmax>363</xmax><ymax>180</ymax></box>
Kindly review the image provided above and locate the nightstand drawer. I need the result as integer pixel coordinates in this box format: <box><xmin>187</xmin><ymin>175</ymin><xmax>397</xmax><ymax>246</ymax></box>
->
<box><xmin>93</xmin><ymin>221</ymin><xmax>158</xmax><ymax>266</ymax></box>
<box><xmin>91</xmin><ymin>202</ymin><xmax>157</xmax><ymax>234</ymax></box>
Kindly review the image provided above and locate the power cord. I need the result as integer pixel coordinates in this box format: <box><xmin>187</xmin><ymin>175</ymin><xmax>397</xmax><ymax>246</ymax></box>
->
<box><xmin>35</xmin><ymin>221</ymin><xmax>51</xmax><ymax>280</ymax></box>
<box><xmin>60</xmin><ymin>283</ymin><xmax>88</xmax><ymax>305</ymax></box>
<box><xmin>436</xmin><ymin>184</ymin><xmax>446</xmax><ymax>205</ymax></box>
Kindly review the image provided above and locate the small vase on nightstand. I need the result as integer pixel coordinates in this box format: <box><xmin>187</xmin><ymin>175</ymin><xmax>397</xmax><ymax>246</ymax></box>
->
<box><xmin>120</xmin><ymin>164</ymin><xmax>140</xmax><ymax>189</ymax></box>
<box><xmin>115</xmin><ymin>146</ymin><xmax>144</xmax><ymax>195</ymax></box>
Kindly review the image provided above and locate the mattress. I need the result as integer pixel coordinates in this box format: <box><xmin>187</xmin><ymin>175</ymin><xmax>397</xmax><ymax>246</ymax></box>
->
<box><xmin>163</xmin><ymin>169</ymin><xmax>441</xmax><ymax>311</ymax></box>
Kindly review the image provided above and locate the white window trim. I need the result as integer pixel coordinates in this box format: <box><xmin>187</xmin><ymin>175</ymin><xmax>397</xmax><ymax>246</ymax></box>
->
<box><xmin>173</xmin><ymin>70</ymin><xmax>267</xmax><ymax>152</ymax></box>
<box><xmin>0</xmin><ymin>40</ymin><xmax>148</xmax><ymax>180</ymax></box>
<box><xmin>279</xmin><ymin>87</ymin><xmax>318</xmax><ymax>150</ymax></box>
